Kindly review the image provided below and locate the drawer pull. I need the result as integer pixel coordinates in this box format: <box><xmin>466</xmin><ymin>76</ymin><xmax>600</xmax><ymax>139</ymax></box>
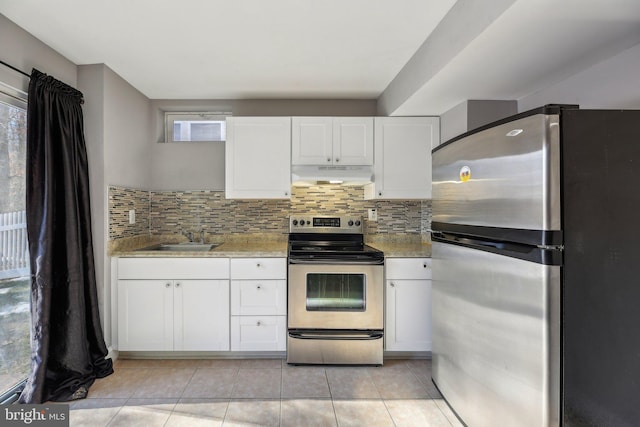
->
<box><xmin>256</xmin><ymin>321</ymin><xmax>262</xmax><ymax>326</ymax></box>
<box><xmin>423</xmin><ymin>263</ymin><xmax>427</xmax><ymax>268</ymax></box>
<box><xmin>256</xmin><ymin>285</ymin><xmax>261</xmax><ymax>290</ymax></box>
<box><xmin>256</xmin><ymin>263</ymin><xmax>261</xmax><ymax>268</ymax></box>
<box><xmin>165</xmin><ymin>282</ymin><xmax>171</xmax><ymax>288</ymax></box>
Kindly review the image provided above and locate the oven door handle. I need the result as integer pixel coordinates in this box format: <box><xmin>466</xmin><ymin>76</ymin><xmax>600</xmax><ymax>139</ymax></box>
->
<box><xmin>288</xmin><ymin>331</ymin><xmax>383</xmax><ymax>340</ymax></box>
<box><xmin>288</xmin><ymin>259</ymin><xmax>384</xmax><ymax>265</ymax></box>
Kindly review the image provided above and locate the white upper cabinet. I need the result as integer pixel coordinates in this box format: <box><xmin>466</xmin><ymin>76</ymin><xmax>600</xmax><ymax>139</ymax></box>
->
<box><xmin>365</xmin><ymin>117</ymin><xmax>439</xmax><ymax>200</ymax></box>
<box><xmin>291</xmin><ymin>117</ymin><xmax>333</xmax><ymax>165</ymax></box>
<box><xmin>292</xmin><ymin>117</ymin><xmax>373</xmax><ymax>166</ymax></box>
<box><xmin>225</xmin><ymin>117</ymin><xmax>291</xmax><ymax>199</ymax></box>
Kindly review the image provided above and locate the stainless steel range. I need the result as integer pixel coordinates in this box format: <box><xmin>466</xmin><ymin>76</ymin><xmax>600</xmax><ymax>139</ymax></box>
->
<box><xmin>287</xmin><ymin>215</ymin><xmax>384</xmax><ymax>365</ymax></box>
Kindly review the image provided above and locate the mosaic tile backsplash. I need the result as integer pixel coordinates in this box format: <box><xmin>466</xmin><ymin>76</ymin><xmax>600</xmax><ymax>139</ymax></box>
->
<box><xmin>109</xmin><ymin>185</ymin><xmax>432</xmax><ymax>240</ymax></box>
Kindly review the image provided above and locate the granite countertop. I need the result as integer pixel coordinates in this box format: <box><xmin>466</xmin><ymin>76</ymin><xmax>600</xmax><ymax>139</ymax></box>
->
<box><xmin>369</xmin><ymin>241</ymin><xmax>432</xmax><ymax>258</ymax></box>
<box><xmin>366</xmin><ymin>235</ymin><xmax>432</xmax><ymax>258</ymax></box>
<box><xmin>110</xmin><ymin>233</ymin><xmax>431</xmax><ymax>258</ymax></box>
<box><xmin>109</xmin><ymin>234</ymin><xmax>288</xmax><ymax>258</ymax></box>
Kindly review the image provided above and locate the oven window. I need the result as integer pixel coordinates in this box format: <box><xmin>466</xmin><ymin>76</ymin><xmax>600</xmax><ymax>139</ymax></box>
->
<box><xmin>306</xmin><ymin>273</ymin><xmax>366</xmax><ymax>311</ymax></box>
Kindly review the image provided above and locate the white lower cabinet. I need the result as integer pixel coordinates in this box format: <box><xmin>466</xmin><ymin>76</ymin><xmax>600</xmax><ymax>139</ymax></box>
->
<box><xmin>117</xmin><ymin>258</ymin><xmax>230</xmax><ymax>352</ymax></box>
<box><xmin>230</xmin><ymin>258</ymin><xmax>287</xmax><ymax>351</ymax></box>
<box><xmin>174</xmin><ymin>280</ymin><xmax>229</xmax><ymax>351</ymax></box>
<box><xmin>117</xmin><ymin>279</ymin><xmax>174</xmax><ymax>351</ymax></box>
<box><xmin>385</xmin><ymin>258</ymin><xmax>432</xmax><ymax>351</ymax></box>
<box><xmin>231</xmin><ymin>316</ymin><xmax>286</xmax><ymax>351</ymax></box>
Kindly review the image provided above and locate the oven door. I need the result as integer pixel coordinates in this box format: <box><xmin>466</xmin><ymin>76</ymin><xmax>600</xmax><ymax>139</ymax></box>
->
<box><xmin>288</xmin><ymin>263</ymin><xmax>383</xmax><ymax>330</ymax></box>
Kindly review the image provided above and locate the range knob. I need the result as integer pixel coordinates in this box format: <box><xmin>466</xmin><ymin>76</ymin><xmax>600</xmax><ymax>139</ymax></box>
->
<box><xmin>355</xmin><ymin>220</ymin><xmax>361</xmax><ymax>226</ymax></box>
<box><xmin>305</xmin><ymin>220</ymin><xmax>311</xmax><ymax>225</ymax></box>
<box><xmin>292</xmin><ymin>219</ymin><xmax>298</xmax><ymax>226</ymax></box>
<box><xmin>348</xmin><ymin>220</ymin><xmax>354</xmax><ymax>226</ymax></box>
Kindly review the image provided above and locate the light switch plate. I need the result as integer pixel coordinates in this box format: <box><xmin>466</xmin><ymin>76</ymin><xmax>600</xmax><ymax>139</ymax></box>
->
<box><xmin>129</xmin><ymin>209</ymin><xmax>135</xmax><ymax>224</ymax></box>
<box><xmin>368</xmin><ymin>208</ymin><xmax>377</xmax><ymax>221</ymax></box>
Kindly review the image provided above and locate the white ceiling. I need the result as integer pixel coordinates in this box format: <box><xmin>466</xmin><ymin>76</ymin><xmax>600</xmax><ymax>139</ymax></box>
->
<box><xmin>0</xmin><ymin>0</ymin><xmax>456</xmax><ymax>99</ymax></box>
<box><xmin>2</xmin><ymin>0</ymin><xmax>640</xmax><ymax>115</ymax></box>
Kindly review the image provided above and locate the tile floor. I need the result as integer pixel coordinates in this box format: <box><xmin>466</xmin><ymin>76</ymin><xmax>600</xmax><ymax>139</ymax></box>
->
<box><xmin>69</xmin><ymin>358</ymin><xmax>463</xmax><ymax>426</ymax></box>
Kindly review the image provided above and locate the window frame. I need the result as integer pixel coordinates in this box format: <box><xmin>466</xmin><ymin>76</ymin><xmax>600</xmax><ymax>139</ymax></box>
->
<box><xmin>0</xmin><ymin>77</ymin><xmax>28</xmax><ymax>404</ymax></box>
<box><xmin>164</xmin><ymin>111</ymin><xmax>230</xmax><ymax>143</ymax></box>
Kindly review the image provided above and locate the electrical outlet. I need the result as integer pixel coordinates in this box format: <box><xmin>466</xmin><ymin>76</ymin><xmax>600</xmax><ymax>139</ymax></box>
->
<box><xmin>368</xmin><ymin>208</ymin><xmax>377</xmax><ymax>221</ymax></box>
<box><xmin>129</xmin><ymin>209</ymin><xmax>135</xmax><ymax>224</ymax></box>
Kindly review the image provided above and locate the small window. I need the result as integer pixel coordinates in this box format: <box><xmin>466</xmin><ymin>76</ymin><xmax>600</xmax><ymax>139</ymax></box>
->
<box><xmin>164</xmin><ymin>112</ymin><xmax>229</xmax><ymax>143</ymax></box>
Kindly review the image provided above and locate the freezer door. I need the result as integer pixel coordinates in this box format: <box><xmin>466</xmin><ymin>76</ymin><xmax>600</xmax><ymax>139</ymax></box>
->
<box><xmin>432</xmin><ymin>240</ymin><xmax>561</xmax><ymax>427</ymax></box>
<box><xmin>432</xmin><ymin>113</ymin><xmax>561</xmax><ymax>231</ymax></box>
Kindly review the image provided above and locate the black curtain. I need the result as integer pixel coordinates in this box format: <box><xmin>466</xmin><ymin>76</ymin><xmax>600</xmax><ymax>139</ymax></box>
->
<box><xmin>19</xmin><ymin>69</ymin><xmax>113</xmax><ymax>403</ymax></box>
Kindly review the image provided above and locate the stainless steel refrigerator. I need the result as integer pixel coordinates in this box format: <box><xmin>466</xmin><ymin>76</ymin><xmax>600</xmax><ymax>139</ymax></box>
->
<box><xmin>431</xmin><ymin>105</ymin><xmax>640</xmax><ymax>427</ymax></box>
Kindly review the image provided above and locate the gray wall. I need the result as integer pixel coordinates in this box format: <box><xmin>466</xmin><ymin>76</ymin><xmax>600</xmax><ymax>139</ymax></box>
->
<box><xmin>518</xmin><ymin>42</ymin><xmax>640</xmax><ymax>111</ymax></box>
<box><xmin>103</xmin><ymin>66</ymin><xmax>152</xmax><ymax>188</ymax></box>
<box><xmin>0</xmin><ymin>14</ymin><xmax>76</xmax><ymax>89</ymax></box>
<box><xmin>78</xmin><ymin>64</ymin><xmax>152</xmax><ymax>347</ymax></box>
<box><xmin>77</xmin><ymin>65</ymin><xmax>108</xmax><ymax>344</ymax></box>
<box><xmin>149</xmin><ymin>99</ymin><xmax>376</xmax><ymax>190</ymax></box>
<box><xmin>440</xmin><ymin>100</ymin><xmax>517</xmax><ymax>144</ymax></box>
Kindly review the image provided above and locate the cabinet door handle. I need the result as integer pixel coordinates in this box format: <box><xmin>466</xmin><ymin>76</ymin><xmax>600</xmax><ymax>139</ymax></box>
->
<box><xmin>423</xmin><ymin>263</ymin><xmax>427</xmax><ymax>268</ymax></box>
<box><xmin>390</xmin><ymin>282</ymin><xmax>395</xmax><ymax>287</ymax></box>
<box><xmin>165</xmin><ymin>282</ymin><xmax>171</xmax><ymax>288</ymax></box>
<box><xmin>378</xmin><ymin>192</ymin><xmax>382</xmax><ymax>196</ymax></box>
<box><xmin>327</xmin><ymin>158</ymin><xmax>331</xmax><ymax>163</ymax></box>
<box><xmin>175</xmin><ymin>282</ymin><xmax>181</xmax><ymax>287</ymax></box>
<box><xmin>256</xmin><ymin>263</ymin><xmax>261</xmax><ymax>268</ymax></box>
<box><xmin>335</xmin><ymin>158</ymin><xmax>340</xmax><ymax>163</ymax></box>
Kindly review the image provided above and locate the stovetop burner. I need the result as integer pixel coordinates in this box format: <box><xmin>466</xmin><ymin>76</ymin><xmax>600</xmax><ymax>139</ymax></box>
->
<box><xmin>288</xmin><ymin>215</ymin><xmax>384</xmax><ymax>265</ymax></box>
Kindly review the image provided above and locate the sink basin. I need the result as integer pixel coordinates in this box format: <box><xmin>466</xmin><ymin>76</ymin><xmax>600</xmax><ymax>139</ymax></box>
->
<box><xmin>136</xmin><ymin>242</ymin><xmax>221</xmax><ymax>252</ymax></box>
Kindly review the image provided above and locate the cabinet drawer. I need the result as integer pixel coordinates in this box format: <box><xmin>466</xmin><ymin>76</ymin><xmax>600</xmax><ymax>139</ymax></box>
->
<box><xmin>230</xmin><ymin>316</ymin><xmax>286</xmax><ymax>351</ymax></box>
<box><xmin>230</xmin><ymin>258</ymin><xmax>286</xmax><ymax>280</ymax></box>
<box><xmin>231</xmin><ymin>280</ymin><xmax>286</xmax><ymax>315</ymax></box>
<box><xmin>385</xmin><ymin>258</ymin><xmax>431</xmax><ymax>280</ymax></box>
<box><xmin>118</xmin><ymin>257</ymin><xmax>230</xmax><ymax>279</ymax></box>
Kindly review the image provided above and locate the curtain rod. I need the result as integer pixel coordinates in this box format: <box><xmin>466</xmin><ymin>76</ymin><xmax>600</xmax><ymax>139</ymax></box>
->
<box><xmin>0</xmin><ymin>60</ymin><xmax>31</xmax><ymax>79</ymax></box>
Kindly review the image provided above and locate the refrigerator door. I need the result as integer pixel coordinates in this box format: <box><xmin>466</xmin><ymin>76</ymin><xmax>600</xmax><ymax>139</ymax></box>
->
<box><xmin>432</xmin><ymin>112</ymin><xmax>561</xmax><ymax>233</ymax></box>
<box><xmin>432</xmin><ymin>240</ymin><xmax>561</xmax><ymax>427</ymax></box>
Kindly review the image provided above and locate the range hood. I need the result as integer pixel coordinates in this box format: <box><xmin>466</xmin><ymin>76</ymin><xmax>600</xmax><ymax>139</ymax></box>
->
<box><xmin>291</xmin><ymin>165</ymin><xmax>374</xmax><ymax>186</ymax></box>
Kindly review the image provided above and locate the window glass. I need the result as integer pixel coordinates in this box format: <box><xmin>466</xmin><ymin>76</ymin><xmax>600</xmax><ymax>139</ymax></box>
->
<box><xmin>165</xmin><ymin>112</ymin><xmax>228</xmax><ymax>142</ymax></box>
<box><xmin>0</xmin><ymin>91</ymin><xmax>30</xmax><ymax>397</ymax></box>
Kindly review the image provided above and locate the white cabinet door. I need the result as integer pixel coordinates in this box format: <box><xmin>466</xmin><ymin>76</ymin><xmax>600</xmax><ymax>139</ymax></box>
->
<box><xmin>385</xmin><ymin>258</ymin><xmax>432</xmax><ymax>280</ymax></box>
<box><xmin>118</xmin><ymin>258</ymin><xmax>229</xmax><ymax>280</ymax></box>
<box><xmin>231</xmin><ymin>280</ymin><xmax>286</xmax><ymax>316</ymax></box>
<box><xmin>333</xmin><ymin>117</ymin><xmax>374</xmax><ymax>165</ymax></box>
<box><xmin>365</xmin><ymin>117</ymin><xmax>439</xmax><ymax>199</ymax></box>
<box><xmin>292</xmin><ymin>117</ymin><xmax>333</xmax><ymax>165</ymax></box>
<box><xmin>225</xmin><ymin>117</ymin><xmax>291</xmax><ymax>199</ymax></box>
<box><xmin>118</xmin><ymin>275</ymin><xmax>230</xmax><ymax>352</ymax></box>
<box><xmin>292</xmin><ymin>117</ymin><xmax>373</xmax><ymax>166</ymax></box>
<box><xmin>174</xmin><ymin>280</ymin><xmax>230</xmax><ymax>351</ymax></box>
<box><xmin>230</xmin><ymin>316</ymin><xmax>287</xmax><ymax>351</ymax></box>
<box><xmin>385</xmin><ymin>279</ymin><xmax>432</xmax><ymax>351</ymax></box>
<box><xmin>230</xmin><ymin>258</ymin><xmax>287</xmax><ymax>280</ymax></box>
<box><xmin>118</xmin><ymin>280</ymin><xmax>174</xmax><ymax>351</ymax></box>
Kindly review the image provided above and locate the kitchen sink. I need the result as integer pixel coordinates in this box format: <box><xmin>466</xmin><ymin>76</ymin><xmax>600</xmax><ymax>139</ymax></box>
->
<box><xmin>136</xmin><ymin>242</ymin><xmax>221</xmax><ymax>252</ymax></box>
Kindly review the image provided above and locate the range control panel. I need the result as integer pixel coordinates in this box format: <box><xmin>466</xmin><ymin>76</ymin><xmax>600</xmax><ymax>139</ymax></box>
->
<box><xmin>289</xmin><ymin>216</ymin><xmax>363</xmax><ymax>233</ymax></box>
